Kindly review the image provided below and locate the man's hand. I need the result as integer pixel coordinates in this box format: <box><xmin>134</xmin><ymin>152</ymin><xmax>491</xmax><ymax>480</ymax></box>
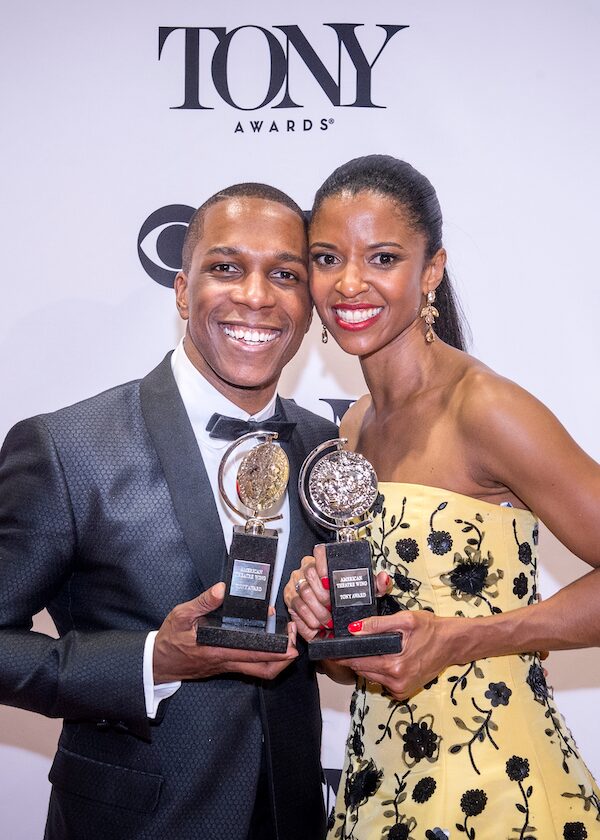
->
<box><xmin>153</xmin><ymin>583</ymin><xmax>298</xmax><ymax>683</ymax></box>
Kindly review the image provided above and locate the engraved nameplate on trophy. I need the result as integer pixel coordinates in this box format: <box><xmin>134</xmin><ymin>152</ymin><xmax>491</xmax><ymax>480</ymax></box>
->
<box><xmin>299</xmin><ymin>438</ymin><xmax>402</xmax><ymax>660</ymax></box>
<box><xmin>196</xmin><ymin>431</ymin><xmax>289</xmax><ymax>653</ymax></box>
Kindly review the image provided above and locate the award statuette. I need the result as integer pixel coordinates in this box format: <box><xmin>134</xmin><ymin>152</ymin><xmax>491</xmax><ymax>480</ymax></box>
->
<box><xmin>299</xmin><ymin>438</ymin><xmax>402</xmax><ymax>660</ymax></box>
<box><xmin>196</xmin><ymin>431</ymin><xmax>289</xmax><ymax>653</ymax></box>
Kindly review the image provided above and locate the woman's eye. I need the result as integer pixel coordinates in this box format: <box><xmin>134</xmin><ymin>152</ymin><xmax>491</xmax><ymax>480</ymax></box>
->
<box><xmin>313</xmin><ymin>253</ymin><xmax>339</xmax><ymax>266</ymax></box>
<box><xmin>371</xmin><ymin>253</ymin><xmax>397</xmax><ymax>266</ymax></box>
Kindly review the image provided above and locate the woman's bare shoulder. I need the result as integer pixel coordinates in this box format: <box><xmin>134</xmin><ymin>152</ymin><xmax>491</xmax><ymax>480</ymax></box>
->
<box><xmin>339</xmin><ymin>394</ymin><xmax>372</xmax><ymax>448</ymax></box>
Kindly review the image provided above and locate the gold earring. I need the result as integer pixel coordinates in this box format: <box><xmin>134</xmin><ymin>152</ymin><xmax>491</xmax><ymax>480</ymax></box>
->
<box><xmin>321</xmin><ymin>324</ymin><xmax>328</xmax><ymax>344</ymax></box>
<box><xmin>420</xmin><ymin>290</ymin><xmax>438</xmax><ymax>343</ymax></box>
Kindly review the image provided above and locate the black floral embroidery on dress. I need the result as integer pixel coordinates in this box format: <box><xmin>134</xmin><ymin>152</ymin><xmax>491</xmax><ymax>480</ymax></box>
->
<box><xmin>440</xmin><ymin>515</ymin><xmax>503</xmax><ymax>615</ymax></box>
<box><xmin>513</xmin><ymin>518</ymin><xmax>538</xmax><ymax>606</ymax></box>
<box><xmin>381</xmin><ymin>770</ymin><xmax>417</xmax><ymax>840</ymax></box>
<box><xmin>351</xmin><ymin>727</ymin><xmax>364</xmax><ymax>758</ymax></box>
<box><xmin>485</xmin><ymin>681</ymin><xmax>512</xmax><ymax>707</ymax></box>
<box><xmin>395</xmin><ymin>537</ymin><xmax>419</xmax><ymax>563</ymax></box>
<box><xmin>387</xmin><ymin>824</ymin><xmax>411</xmax><ymax>840</ymax></box>
<box><xmin>561</xmin><ymin>784</ymin><xmax>600</xmax><ymax>821</ymax></box>
<box><xmin>563</xmin><ymin>823</ymin><xmax>588</xmax><ymax>840</ymax></box>
<box><xmin>427</xmin><ymin>502</ymin><xmax>453</xmax><ymax>555</ymax></box>
<box><xmin>449</xmin><ymin>561</ymin><xmax>489</xmax><ymax>596</ymax></box>
<box><xmin>344</xmin><ymin>759</ymin><xmax>383</xmax><ymax>809</ymax></box>
<box><xmin>505</xmin><ymin>755</ymin><xmax>536</xmax><ymax>838</ymax></box>
<box><xmin>390</xmin><ymin>704</ymin><xmax>441</xmax><ymax>767</ymax></box>
<box><xmin>403</xmin><ymin>721</ymin><xmax>438</xmax><ymax>761</ymax></box>
<box><xmin>335</xmin><ymin>756</ymin><xmax>385</xmax><ymax>840</ymax></box>
<box><xmin>521</xmin><ymin>653</ymin><xmax>579</xmax><ymax>772</ymax></box>
<box><xmin>412</xmin><ymin>776</ymin><xmax>436</xmax><ymax>803</ymax></box>
<box><xmin>460</xmin><ymin>788</ymin><xmax>488</xmax><ymax>816</ymax></box>
<box><xmin>449</xmin><ymin>691</ymin><xmax>504</xmax><ymax>775</ymax></box>
<box><xmin>513</xmin><ymin>572</ymin><xmax>528</xmax><ymax>599</ymax></box>
<box><xmin>370</xmin><ymin>495</ymin><xmax>427</xmax><ymax>610</ymax></box>
<box><xmin>506</xmin><ymin>755</ymin><xmax>530</xmax><ymax>781</ymax></box>
<box><xmin>348</xmin><ymin>691</ymin><xmax>369</xmax><ymax>763</ymax></box>
<box><xmin>448</xmin><ymin>661</ymin><xmax>485</xmax><ymax>706</ymax></box>
<box><xmin>526</xmin><ymin>661</ymin><xmax>549</xmax><ymax>704</ymax></box>
<box><xmin>457</xmin><ymin>789</ymin><xmax>487</xmax><ymax>836</ymax></box>
<box><xmin>371</xmin><ymin>492</ymin><xmax>385</xmax><ymax>516</ymax></box>
<box><xmin>378</xmin><ymin>593</ymin><xmax>404</xmax><ymax>616</ymax></box>
<box><xmin>394</xmin><ymin>572</ymin><xmax>415</xmax><ymax>592</ymax></box>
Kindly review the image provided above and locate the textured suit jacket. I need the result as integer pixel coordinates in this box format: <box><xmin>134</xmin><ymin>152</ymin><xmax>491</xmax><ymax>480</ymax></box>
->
<box><xmin>0</xmin><ymin>354</ymin><xmax>337</xmax><ymax>840</ymax></box>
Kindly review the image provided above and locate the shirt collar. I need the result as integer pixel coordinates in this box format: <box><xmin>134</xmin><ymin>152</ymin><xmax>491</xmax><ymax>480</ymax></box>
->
<box><xmin>171</xmin><ymin>338</ymin><xmax>278</xmax><ymax>446</ymax></box>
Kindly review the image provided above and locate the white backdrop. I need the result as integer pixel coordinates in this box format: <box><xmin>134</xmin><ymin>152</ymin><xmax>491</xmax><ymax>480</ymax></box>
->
<box><xmin>1</xmin><ymin>1</ymin><xmax>599</xmax><ymax>836</ymax></box>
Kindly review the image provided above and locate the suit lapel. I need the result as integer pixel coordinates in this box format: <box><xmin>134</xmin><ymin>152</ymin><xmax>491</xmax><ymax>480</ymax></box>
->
<box><xmin>276</xmin><ymin>398</ymin><xmax>315</xmax><ymax>613</ymax></box>
<box><xmin>139</xmin><ymin>354</ymin><xmax>227</xmax><ymax>591</ymax></box>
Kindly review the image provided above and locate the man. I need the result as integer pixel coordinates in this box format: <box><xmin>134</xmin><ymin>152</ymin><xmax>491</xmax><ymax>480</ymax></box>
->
<box><xmin>0</xmin><ymin>184</ymin><xmax>336</xmax><ymax>839</ymax></box>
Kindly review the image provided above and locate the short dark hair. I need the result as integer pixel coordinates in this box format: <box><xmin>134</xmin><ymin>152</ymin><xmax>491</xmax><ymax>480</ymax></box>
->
<box><xmin>312</xmin><ymin>155</ymin><xmax>469</xmax><ymax>350</ymax></box>
<box><xmin>181</xmin><ymin>183</ymin><xmax>307</xmax><ymax>273</ymax></box>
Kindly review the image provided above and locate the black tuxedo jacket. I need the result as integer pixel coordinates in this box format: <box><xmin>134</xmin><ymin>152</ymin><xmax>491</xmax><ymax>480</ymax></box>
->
<box><xmin>0</xmin><ymin>354</ymin><xmax>336</xmax><ymax>840</ymax></box>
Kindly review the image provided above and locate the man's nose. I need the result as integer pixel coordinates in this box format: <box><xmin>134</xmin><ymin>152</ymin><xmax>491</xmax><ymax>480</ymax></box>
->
<box><xmin>231</xmin><ymin>272</ymin><xmax>277</xmax><ymax>309</ymax></box>
<box><xmin>334</xmin><ymin>262</ymin><xmax>368</xmax><ymax>298</ymax></box>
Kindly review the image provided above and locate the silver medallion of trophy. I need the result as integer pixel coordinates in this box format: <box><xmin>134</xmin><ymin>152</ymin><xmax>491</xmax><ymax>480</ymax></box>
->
<box><xmin>196</xmin><ymin>431</ymin><xmax>289</xmax><ymax>653</ymax></box>
<box><xmin>299</xmin><ymin>438</ymin><xmax>402</xmax><ymax>660</ymax></box>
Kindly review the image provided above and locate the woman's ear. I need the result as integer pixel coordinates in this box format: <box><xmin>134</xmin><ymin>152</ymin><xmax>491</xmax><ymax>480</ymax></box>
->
<box><xmin>423</xmin><ymin>248</ymin><xmax>447</xmax><ymax>295</ymax></box>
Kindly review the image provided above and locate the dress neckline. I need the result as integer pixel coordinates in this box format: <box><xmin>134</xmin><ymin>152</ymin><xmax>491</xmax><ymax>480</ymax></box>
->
<box><xmin>377</xmin><ymin>480</ymin><xmax>534</xmax><ymax>517</ymax></box>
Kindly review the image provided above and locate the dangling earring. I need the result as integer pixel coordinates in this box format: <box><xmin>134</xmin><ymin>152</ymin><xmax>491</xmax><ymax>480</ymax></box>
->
<box><xmin>420</xmin><ymin>290</ymin><xmax>439</xmax><ymax>343</ymax></box>
<box><xmin>321</xmin><ymin>323</ymin><xmax>329</xmax><ymax>344</ymax></box>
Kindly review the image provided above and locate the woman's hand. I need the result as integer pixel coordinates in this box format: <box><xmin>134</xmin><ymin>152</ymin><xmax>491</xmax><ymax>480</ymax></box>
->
<box><xmin>283</xmin><ymin>545</ymin><xmax>391</xmax><ymax>643</ymax></box>
<box><xmin>284</xmin><ymin>545</ymin><xmax>331</xmax><ymax>642</ymax></box>
<box><xmin>342</xmin><ymin>610</ymin><xmax>456</xmax><ymax>700</ymax></box>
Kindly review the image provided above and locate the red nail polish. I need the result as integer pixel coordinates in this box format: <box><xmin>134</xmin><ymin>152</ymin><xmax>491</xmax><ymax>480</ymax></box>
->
<box><xmin>325</xmin><ymin>618</ymin><xmax>333</xmax><ymax>629</ymax></box>
<box><xmin>321</xmin><ymin>576</ymin><xmax>330</xmax><ymax>590</ymax></box>
<box><xmin>326</xmin><ymin>604</ymin><xmax>332</xmax><ymax>612</ymax></box>
<box><xmin>348</xmin><ymin>620</ymin><xmax>363</xmax><ymax>633</ymax></box>
<box><xmin>317</xmin><ymin>628</ymin><xmax>326</xmax><ymax>639</ymax></box>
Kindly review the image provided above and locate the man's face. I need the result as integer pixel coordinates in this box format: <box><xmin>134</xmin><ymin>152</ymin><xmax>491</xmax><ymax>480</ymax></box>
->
<box><xmin>174</xmin><ymin>197</ymin><xmax>312</xmax><ymax>408</ymax></box>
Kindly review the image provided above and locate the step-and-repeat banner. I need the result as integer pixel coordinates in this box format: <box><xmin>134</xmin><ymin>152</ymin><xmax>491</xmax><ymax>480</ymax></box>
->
<box><xmin>1</xmin><ymin>2</ymin><xmax>599</xmax><ymax>835</ymax></box>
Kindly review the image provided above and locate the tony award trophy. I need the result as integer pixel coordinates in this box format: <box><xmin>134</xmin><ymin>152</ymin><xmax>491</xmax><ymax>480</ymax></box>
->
<box><xmin>196</xmin><ymin>431</ymin><xmax>289</xmax><ymax>653</ymax></box>
<box><xmin>299</xmin><ymin>438</ymin><xmax>402</xmax><ymax>660</ymax></box>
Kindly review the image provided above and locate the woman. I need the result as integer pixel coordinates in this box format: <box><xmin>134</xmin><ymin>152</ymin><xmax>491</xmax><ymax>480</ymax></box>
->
<box><xmin>284</xmin><ymin>155</ymin><xmax>600</xmax><ymax>839</ymax></box>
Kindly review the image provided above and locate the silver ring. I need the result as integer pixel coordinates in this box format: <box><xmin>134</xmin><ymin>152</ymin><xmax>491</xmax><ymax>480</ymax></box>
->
<box><xmin>294</xmin><ymin>578</ymin><xmax>307</xmax><ymax>593</ymax></box>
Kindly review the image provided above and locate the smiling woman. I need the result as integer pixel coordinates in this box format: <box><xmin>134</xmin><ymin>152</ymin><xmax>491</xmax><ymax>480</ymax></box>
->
<box><xmin>285</xmin><ymin>155</ymin><xmax>600</xmax><ymax>838</ymax></box>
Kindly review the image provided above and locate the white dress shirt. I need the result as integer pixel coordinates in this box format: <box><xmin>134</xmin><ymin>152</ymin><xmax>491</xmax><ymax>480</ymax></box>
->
<box><xmin>143</xmin><ymin>339</ymin><xmax>291</xmax><ymax>717</ymax></box>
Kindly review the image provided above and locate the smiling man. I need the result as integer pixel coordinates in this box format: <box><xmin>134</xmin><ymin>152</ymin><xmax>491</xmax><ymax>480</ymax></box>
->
<box><xmin>0</xmin><ymin>184</ymin><xmax>335</xmax><ymax>840</ymax></box>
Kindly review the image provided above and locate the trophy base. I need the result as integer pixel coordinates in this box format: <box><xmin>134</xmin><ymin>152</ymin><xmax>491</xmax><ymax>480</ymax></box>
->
<box><xmin>308</xmin><ymin>632</ymin><xmax>402</xmax><ymax>661</ymax></box>
<box><xmin>196</xmin><ymin>615</ymin><xmax>289</xmax><ymax>653</ymax></box>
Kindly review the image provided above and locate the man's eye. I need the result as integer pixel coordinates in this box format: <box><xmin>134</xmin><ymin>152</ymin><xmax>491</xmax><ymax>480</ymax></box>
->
<box><xmin>313</xmin><ymin>254</ymin><xmax>339</xmax><ymax>266</ymax></box>
<box><xmin>371</xmin><ymin>253</ymin><xmax>397</xmax><ymax>266</ymax></box>
<box><xmin>273</xmin><ymin>270</ymin><xmax>298</xmax><ymax>282</ymax></box>
<box><xmin>213</xmin><ymin>263</ymin><xmax>236</xmax><ymax>273</ymax></box>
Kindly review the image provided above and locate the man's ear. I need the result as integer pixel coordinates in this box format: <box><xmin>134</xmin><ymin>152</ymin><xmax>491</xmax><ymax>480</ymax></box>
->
<box><xmin>174</xmin><ymin>271</ymin><xmax>189</xmax><ymax>320</ymax></box>
<box><xmin>305</xmin><ymin>306</ymin><xmax>314</xmax><ymax>335</ymax></box>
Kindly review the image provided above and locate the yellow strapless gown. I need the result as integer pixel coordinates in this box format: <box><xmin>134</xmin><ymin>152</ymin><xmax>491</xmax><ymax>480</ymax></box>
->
<box><xmin>328</xmin><ymin>483</ymin><xmax>599</xmax><ymax>840</ymax></box>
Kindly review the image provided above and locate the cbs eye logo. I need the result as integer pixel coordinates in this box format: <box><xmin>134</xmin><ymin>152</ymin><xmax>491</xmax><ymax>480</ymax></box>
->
<box><xmin>138</xmin><ymin>205</ymin><xmax>195</xmax><ymax>287</ymax></box>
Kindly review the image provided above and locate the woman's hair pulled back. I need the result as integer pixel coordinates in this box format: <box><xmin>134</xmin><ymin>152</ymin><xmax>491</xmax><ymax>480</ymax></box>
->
<box><xmin>312</xmin><ymin>155</ymin><xmax>468</xmax><ymax>350</ymax></box>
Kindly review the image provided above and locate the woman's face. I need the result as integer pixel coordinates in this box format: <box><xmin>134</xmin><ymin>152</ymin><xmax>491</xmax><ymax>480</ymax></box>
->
<box><xmin>309</xmin><ymin>190</ymin><xmax>444</xmax><ymax>357</ymax></box>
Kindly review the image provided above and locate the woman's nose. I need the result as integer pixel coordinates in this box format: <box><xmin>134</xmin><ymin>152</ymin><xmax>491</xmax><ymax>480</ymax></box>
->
<box><xmin>334</xmin><ymin>263</ymin><xmax>368</xmax><ymax>298</ymax></box>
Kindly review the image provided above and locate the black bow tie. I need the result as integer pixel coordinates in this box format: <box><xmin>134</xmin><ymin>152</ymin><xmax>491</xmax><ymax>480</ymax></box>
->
<box><xmin>205</xmin><ymin>412</ymin><xmax>296</xmax><ymax>442</ymax></box>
